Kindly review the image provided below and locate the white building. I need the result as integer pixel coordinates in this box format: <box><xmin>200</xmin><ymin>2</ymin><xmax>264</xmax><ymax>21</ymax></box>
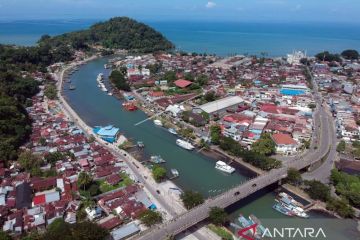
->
<box><xmin>271</xmin><ymin>133</ymin><xmax>298</xmax><ymax>155</ymax></box>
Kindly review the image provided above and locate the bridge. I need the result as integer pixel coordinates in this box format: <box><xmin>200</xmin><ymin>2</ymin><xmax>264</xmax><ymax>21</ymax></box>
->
<box><xmin>133</xmin><ymin>77</ymin><xmax>333</xmax><ymax>240</ymax></box>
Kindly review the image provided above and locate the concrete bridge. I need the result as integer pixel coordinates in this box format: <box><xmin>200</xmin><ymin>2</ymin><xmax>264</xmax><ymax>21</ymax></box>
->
<box><xmin>133</xmin><ymin>101</ymin><xmax>332</xmax><ymax>240</ymax></box>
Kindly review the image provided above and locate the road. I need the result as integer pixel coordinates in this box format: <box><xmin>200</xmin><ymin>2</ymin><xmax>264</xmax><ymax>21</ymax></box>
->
<box><xmin>134</xmin><ymin>91</ymin><xmax>333</xmax><ymax>240</ymax></box>
<box><xmin>302</xmin><ymin>66</ymin><xmax>338</xmax><ymax>184</ymax></box>
<box><xmin>56</xmin><ymin>62</ymin><xmax>217</xmax><ymax>240</ymax></box>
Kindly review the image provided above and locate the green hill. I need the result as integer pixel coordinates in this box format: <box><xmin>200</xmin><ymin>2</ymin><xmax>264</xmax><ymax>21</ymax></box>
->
<box><xmin>41</xmin><ymin>17</ymin><xmax>174</xmax><ymax>53</ymax></box>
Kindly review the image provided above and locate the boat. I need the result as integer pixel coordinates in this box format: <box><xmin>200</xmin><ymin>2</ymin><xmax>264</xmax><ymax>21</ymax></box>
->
<box><xmin>69</xmin><ymin>84</ymin><xmax>76</xmax><ymax>90</ymax></box>
<box><xmin>171</xmin><ymin>169</ymin><xmax>179</xmax><ymax>177</ymax></box>
<box><xmin>108</xmin><ymin>92</ymin><xmax>113</xmax><ymax>96</ymax></box>
<box><xmin>249</xmin><ymin>214</ymin><xmax>271</xmax><ymax>238</ymax></box>
<box><xmin>272</xmin><ymin>203</ymin><xmax>295</xmax><ymax>216</ymax></box>
<box><xmin>150</xmin><ymin>155</ymin><xmax>166</xmax><ymax>164</ymax></box>
<box><xmin>278</xmin><ymin>192</ymin><xmax>302</xmax><ymax>207</ymax></box>
<box><xmin>168</xmin><ymin>128</ymin><xmax>177</xmax><ymax>135</ymax></box>
<box><xmin>104</xmin><ymin>64</ymin><xmax>109</xmax><ymax>69</ymax></box>
<box><xmin>176</xmin><ymin>139</ymin><xmax>194</xmax><ymax>150</ymax></box>
<box><xmin>137</xmin><ymin>141</ymin><xmax>144</xmax><ymax>148</ymax></box>
<box><xmin>122</xmin><ymin>102</ymin><xmax>138</xmax><ymax>111</ymax></box>
<box><xmin>154</xmin><ymin>120</ymin><xmax>163</xmax><ymax>126</ymax></box>
<box><xmin>215</xmin><ymin>161</ymin><xmax>235</xmax><ymax>174</ymax></box>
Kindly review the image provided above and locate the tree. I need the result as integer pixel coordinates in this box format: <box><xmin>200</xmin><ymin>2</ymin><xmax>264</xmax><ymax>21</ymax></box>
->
<box><xmin>315</xmin><ymin>51</ymin><xmax>341</xmax><ymax>62</ymax></box>
<box><xmin>109</xmin><ymin>70</ymin><xmax>130</xmax><ymax>91</ymax></box>
<box><xmin>0</xmin><ymin>231</ymin><xmax>12</xmax><ymax>240</ymax></box>
<box><xmin>152</xmin><ymin>165</ymin><xmax>167</xmax><ymax>182</ymax></box>
<box><xmin>180</xmin><ymin>190</ymin><xmax>204</xmax><ymax>209</ymax></box>
<box><xmin>44</xmin><ymin>84</ymin><xmax>57</xmax><ymax>100</ymax></box>
<box><xmin>286</xmin><ymin>168</ymin><xmax>302</xmax><ymax>186</ymax></box>
<box><xmin>210</xmin><ymin>125</ymin><xmax>222</xmax><ymax>145</ymax></box>
<box><xmin>71</xmin><ymin>221</ymin><xmax>108</xmax><ymax>240</ymax></box>
<box><xmin>208</xmin><ymin>207</ymin><xmax>228</xmax><ymax>226</ymax></box>
<box><xmin>304</xmin><ymin>180</ymin><xmax>330</xmax><ymax>202</ymax></box>
<box><xmin>45</xmin><ymin>151</ymin><xmax>65</xmax><ymax>166</ymax></box>
<box><xmin>163</xmin><ymin>71</ymin><xmax>177</xmax><ymax>83</ymax></box>
<box><xmin>78</xmin><ymin>172</ymin><xmax>93</xmax><ymax>191</ymax></box>
<box><xmin>139</xmin><ymin>210</ymin><xmax>163</xmax><ymax>227</ymax></box>
<box><xmin>336</xmin><ymin>140</ymin><xmax>346</xmax><ymax>153</ymax></box>
<box><xmin>341</xmin><ymin>49</ymin><xmax>359</xmax><ymax>60</ymax></box>
<box><xmin>326</xmin><ymin>198</ymin><xmax>354</xmax><ymax>218</ymax></box>
<box><xmin>251</xmin><ymin>133</ymin><xmax>276</xmax><ymax>156</ymax></box>
<box><xmin>204</xmin><ymin>91</ymin><xmax>217</xmax><ymax>102</ymax></box>
<box><xmin>18</xmin><ymin>151</ymin><xmax>42</xmax><ymax>171</ymax></box>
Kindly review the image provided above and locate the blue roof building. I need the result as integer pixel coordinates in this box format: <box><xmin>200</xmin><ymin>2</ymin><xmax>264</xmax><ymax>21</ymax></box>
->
<box><xmin>93</xmin><ymin>125</ymin><xmax>120</xmax><ymax>143</ymax></box>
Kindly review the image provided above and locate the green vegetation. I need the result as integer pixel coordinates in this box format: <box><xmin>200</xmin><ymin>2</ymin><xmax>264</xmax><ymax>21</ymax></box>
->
<box><xmin>286</xmin><ymin>168</ymin><xmax>302</xmax><ymax>186</ymax></box>
<box><xmin>98</xmin><ymin>172</ymin><xmax>133</xmax><ymax>193</ymax></box>
<box><xmin>41</xmin><ymin>17</ymin><xmax>174</xmax><ymax>53</ymax></box>
<box><xmin>181</xmin><ymin>190</ymin><xmax>204</xmax><ymax>209</ymax></box>
<box><xmin>208</xmin><ymin>207</ymin><xmax>228</xmax><ymax>226</ymax></box>
<box><xmin>109</xmin><ymin>70</ymin><xmax>130</xmax><ymax>91</ymax></box>
<box><xmin>315</xmin><ymin>51</ymin><xmax>342</xmax><ymax>62</ymax></box>
<box><xmin>177</xmin><ymin>127</ymin><xmax>196</xmax><ymax>139</ymax></box>
<box><xmin>152</xmin><ymin>165</ymin><xmax>167</xmax><ymax>182</ymax></box>
<box><xmin>208</xmin><ymin>224</ymin><xmax>233</xmax><ymax>240</ymax></box>
<box><xmin>139</xmin><ymin>209</ymin><xmax>163</xmax><ymax>227</ymax></box>
<box><xmin>304</xmin><ymin>180</ymin><xmax>330</xmax><ymax>202</ymax></box>
<box><xmin>44</xmin><ymin>151</ymin><xmax>65</xmax><ymax>166</ymax></box>
<box><xmin>163</xmin><ymin>70</ymin><xmax>177</xmax><ymax>83</ymax></box>
<box><xmin>0</xmin><ymin>95</ymin><xmax>33</xmax><ymax>162</ymax></box>
<box><xmin>44</xmin><ymin>84</ymin><xmax>57</xmax><ymax>100</ymax></box>
<box><xmin>326</xmin><ymin>198</ymin><xmax>354</xmax><ymax>218</ymax></box>
<box><xmin>77</xmin><ymin>172</ymin><xmax>93</xmax><ymax>191</ymax></box>
<box><xmin>330</xmin><ymin>169</ymin><xmax>360</xmax><ymax>208</ymax></box>
<box><xmin>210</xmin><ymin>125</ymin><xmax>222</xmax><ymax>145</ymax></box>
<box><xmin>251</xmin><ymin>133</ymin><xmax>276</xmax><ymax>156</ymax></box>
<box><xmin>203</xmin><ymin>91</ymin><xmax>217</xmax><ymax>103</ymax></box>
<box><xmin>40</xmin><ymin>218</ymin><xmax>108</xmax><ymax>240</ymax></box>
<box><xmin>0</xmin><ymin>231</ymin><xmax>11</xmax><ymax>240</ymax></box>
<box><xmin>219</xmin><ymin>136</ymin><xmax>281</xmax><ymax>171</ymax></box>
<box><xmin>341</xmin><ymin>49</ymin><xmax>359</xmax><ymax>60</ymax></box>
<box><xmin>336</xmin><ymin>140</ymin><xmax>346</xmax><ymax>153</ymax></box>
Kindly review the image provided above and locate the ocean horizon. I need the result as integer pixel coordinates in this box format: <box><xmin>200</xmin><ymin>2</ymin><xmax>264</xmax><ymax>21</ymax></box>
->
<box><xmin>1</xmin><ymin>19</ymin><xmax>360</xmax><ymax>57</ymax></box>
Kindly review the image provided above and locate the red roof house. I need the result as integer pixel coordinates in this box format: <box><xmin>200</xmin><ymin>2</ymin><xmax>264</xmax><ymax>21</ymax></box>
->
<box><xmin>174</xmin><ymin>79</ymin><xmax>192</xmax><ymax>88</ymax></box>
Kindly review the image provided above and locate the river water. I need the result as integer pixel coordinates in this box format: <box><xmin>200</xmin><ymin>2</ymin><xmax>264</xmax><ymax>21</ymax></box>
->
<box><xmin>64</xmin><ymin>57</ymin><xmax>359</xmax><ymax>240</ymax></box>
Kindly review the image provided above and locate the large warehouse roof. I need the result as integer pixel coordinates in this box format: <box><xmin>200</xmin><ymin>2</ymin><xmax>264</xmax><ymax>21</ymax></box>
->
<box><xmin>198</xmin><ymin>96</ymin><xmax>243</xmax><ymax>114</ymax></box>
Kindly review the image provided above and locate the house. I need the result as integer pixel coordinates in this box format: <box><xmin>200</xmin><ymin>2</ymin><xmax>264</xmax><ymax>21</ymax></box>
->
<box><xmin>271</xmin><ymin>133</ymin><xmax>298</xmax><ymax>155</ymax></box>
<box><xmin>85</xmin><ymin>206</ymin><xmax>102</xmax><ymax>220</ymax></box>
<box><xmin>174</xmin><ymin>79</ymin><xmax>192</xmax><ymax>88</ymax></box>
<box><xmin>32</xmin><ymin>190</ymin><xmax>60</xmax><ymax>206</ymax></box>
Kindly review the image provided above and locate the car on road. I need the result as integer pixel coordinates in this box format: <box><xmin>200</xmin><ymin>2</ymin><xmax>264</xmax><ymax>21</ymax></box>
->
<box><xmin>234</xmin><ymin>191</ymin><xmax>240</xmax><ymax>196</ymax></box>
<box><xmin>156</xmin><ymin>190</ymin><xmax>161</xmax><ymax>194</ymax></box>
<box><xmin>252</xmin><ymin>183</ymin><xmax>257</xmax><ymax>187</ymax></box>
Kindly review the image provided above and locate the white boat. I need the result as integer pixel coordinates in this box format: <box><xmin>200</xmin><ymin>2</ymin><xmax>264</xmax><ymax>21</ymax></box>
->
<box><xmin>154</xmin><ymin>120</ymin><xmax>163</xmax><ymax>126</ymax></box>
<box><xmin>171</xmin><ymin>169</ymin><xmax>179</xmax><ymax>177</ymax></box>
<box><xmin>176</xmin><ymin>139</ymin><xmax>194</xmax><ymax>150</ymax></box>
<box><xmin>168</xmin><ymin>128</ymin><xmax>177</xmax><ymax>135</ymax></box>
<box><xmin>108</xmin><ymin>92</ymin><xmax>113</xmax><ymax>96</ymax></box>
<box><xmin>215</xmin><ymin>161</ymin><xmax>235</xmax><ymax>174</ymax></box>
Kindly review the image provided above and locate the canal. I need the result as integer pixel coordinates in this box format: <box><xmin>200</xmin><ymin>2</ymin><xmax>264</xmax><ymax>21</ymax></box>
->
<box><xmin>64</xmin><ymin>58</ymin><xmax>358</xmax><ymax>239</ymax></box>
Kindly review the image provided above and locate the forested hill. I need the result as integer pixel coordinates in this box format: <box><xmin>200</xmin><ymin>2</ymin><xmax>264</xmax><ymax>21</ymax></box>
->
<box><xmin>40</xmin><ymin>17</ymin><xmax>174</xmax><ymax>53</ymax></box>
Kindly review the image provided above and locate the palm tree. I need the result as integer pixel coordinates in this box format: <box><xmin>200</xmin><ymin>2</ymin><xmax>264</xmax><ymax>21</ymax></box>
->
<box><xmin>78</xmin><ymin>172</ymin><xmax>93</xmax><ymax>191</ymax></box>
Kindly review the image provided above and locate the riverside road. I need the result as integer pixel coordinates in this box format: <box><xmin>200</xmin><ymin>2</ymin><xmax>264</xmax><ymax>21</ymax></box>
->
<box><xmin>134</xmin><ymin>71</ymin><xmax>333</xmax><ymax>240</ymax></box>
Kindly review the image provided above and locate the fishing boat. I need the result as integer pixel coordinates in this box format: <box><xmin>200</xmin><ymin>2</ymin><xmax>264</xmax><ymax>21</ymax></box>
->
<box><xmin>176</xmin><ymin>139</ymin><xmax>194</xmax><ymax>150</ymax></box>
<box><xmin>150</xmin><ymin>155</ymin><xmax>166</xmax><ymax>164</ymax></box>
<box><xmin>215</xmin><ymin>161</ymin><xmax>235</xmax><ymax>174</ymax></box>
<box><xmin>153</xmin><ymin>120</ymin><xmax>163</xmax><ymax>126</ymax></box>
<box><xmin>137</xmin><ymin>141</ymin><xmax>144</xmax><ymax>148</ymax></box>
<box><xmin>168</xmin><ymin>128</ymin><xmax>177</xmax><ymax>135</ymax></box>
<box><xmin>122</xmin><ymin>102</ymin><xmax>138</xmax><ymax>111</ymax></box>
<box><xmin>108</xmin><ymin>92</ymin><xmax>113</xmax><ymax>96</ymax></box>
<box><xmin>69</xmin><ymin>84</ymin><xmax>76</xmax><ymax>90</ymax></box>
<box><xmin>278</xmin><ymin>192</ymin><xmax>302</xmax><ymax>207</ymax></box>
<box><xmin>272</xmin><ymin>203</ymin><xmax>295</xmax><ymax>216</ymax></box>
<box><xmin>276</xmin><ymin>193</ymin><xmax>309</xmax><ymax>218</ymax></box>
<box><xmin>249</xmin><ymin>214</ymin><xmax>271</xmax><ymax>238</ymax></box>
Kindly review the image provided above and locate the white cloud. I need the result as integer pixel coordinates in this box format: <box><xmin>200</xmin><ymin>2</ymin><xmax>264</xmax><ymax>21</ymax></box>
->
<box><xmin>206</xmin><ymin>1</ymin><xmax>216</xmax><ymax>9</ymax></box>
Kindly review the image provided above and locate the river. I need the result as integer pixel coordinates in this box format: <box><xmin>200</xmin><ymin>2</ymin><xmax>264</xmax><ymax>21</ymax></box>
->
<box><xmin>64</xmin><ymin>57</ymin><xmax>359</xmax><ymax>240</ymax></box>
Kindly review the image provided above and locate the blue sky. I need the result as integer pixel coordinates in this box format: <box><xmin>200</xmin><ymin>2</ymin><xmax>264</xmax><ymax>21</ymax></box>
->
<box><xmin>0</xmin><ymin>0</ymin><xmax>359</xmax><ymax>23</ymax></box>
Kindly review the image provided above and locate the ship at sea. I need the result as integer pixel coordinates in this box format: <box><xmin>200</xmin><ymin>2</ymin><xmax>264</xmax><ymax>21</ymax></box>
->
<box><xmin>215</xmin><ymin>161</ymin><xmax>235</xmax><ymax>174</ymax></box>
<box><xmin>176</xmin><ymin>139</ymin><xmax>194</xmax><ymax>150</ymax></box>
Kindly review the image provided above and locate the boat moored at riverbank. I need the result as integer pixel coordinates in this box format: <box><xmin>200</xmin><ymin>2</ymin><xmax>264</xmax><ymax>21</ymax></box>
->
<box><xmin>215</xmin><ymin>161</ymin><xmax>235</xmax><ymax>174</ymax></box>
<box><xmin>176</xmin><ymin>139</ymin><xmax>195</xmax><ymax>150</ymax></box>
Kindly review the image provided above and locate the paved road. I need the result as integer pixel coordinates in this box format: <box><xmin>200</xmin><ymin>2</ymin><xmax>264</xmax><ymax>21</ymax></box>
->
<box><xmin>302</xmin><ymin>67</ymin><xmax>338</xmax><ymax>184</ymax></box>
<box><xmin>134</xmin><ymin>97</ymin><xmax>333</xmax><ymax>240</ymax></box>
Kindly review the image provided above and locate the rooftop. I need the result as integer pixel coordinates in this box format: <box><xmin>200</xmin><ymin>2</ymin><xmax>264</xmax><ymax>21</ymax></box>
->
<box><xmin>198</xmin><ymin>96</ymin><xmax>244</xmax><ymax>114</ymax></box>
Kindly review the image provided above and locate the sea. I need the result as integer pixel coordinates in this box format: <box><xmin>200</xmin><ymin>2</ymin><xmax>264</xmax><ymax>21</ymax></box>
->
<box><xmin>1</xmin><ymin>19</ymin><xmax>360</xmax><ymax>57</ymax></box>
